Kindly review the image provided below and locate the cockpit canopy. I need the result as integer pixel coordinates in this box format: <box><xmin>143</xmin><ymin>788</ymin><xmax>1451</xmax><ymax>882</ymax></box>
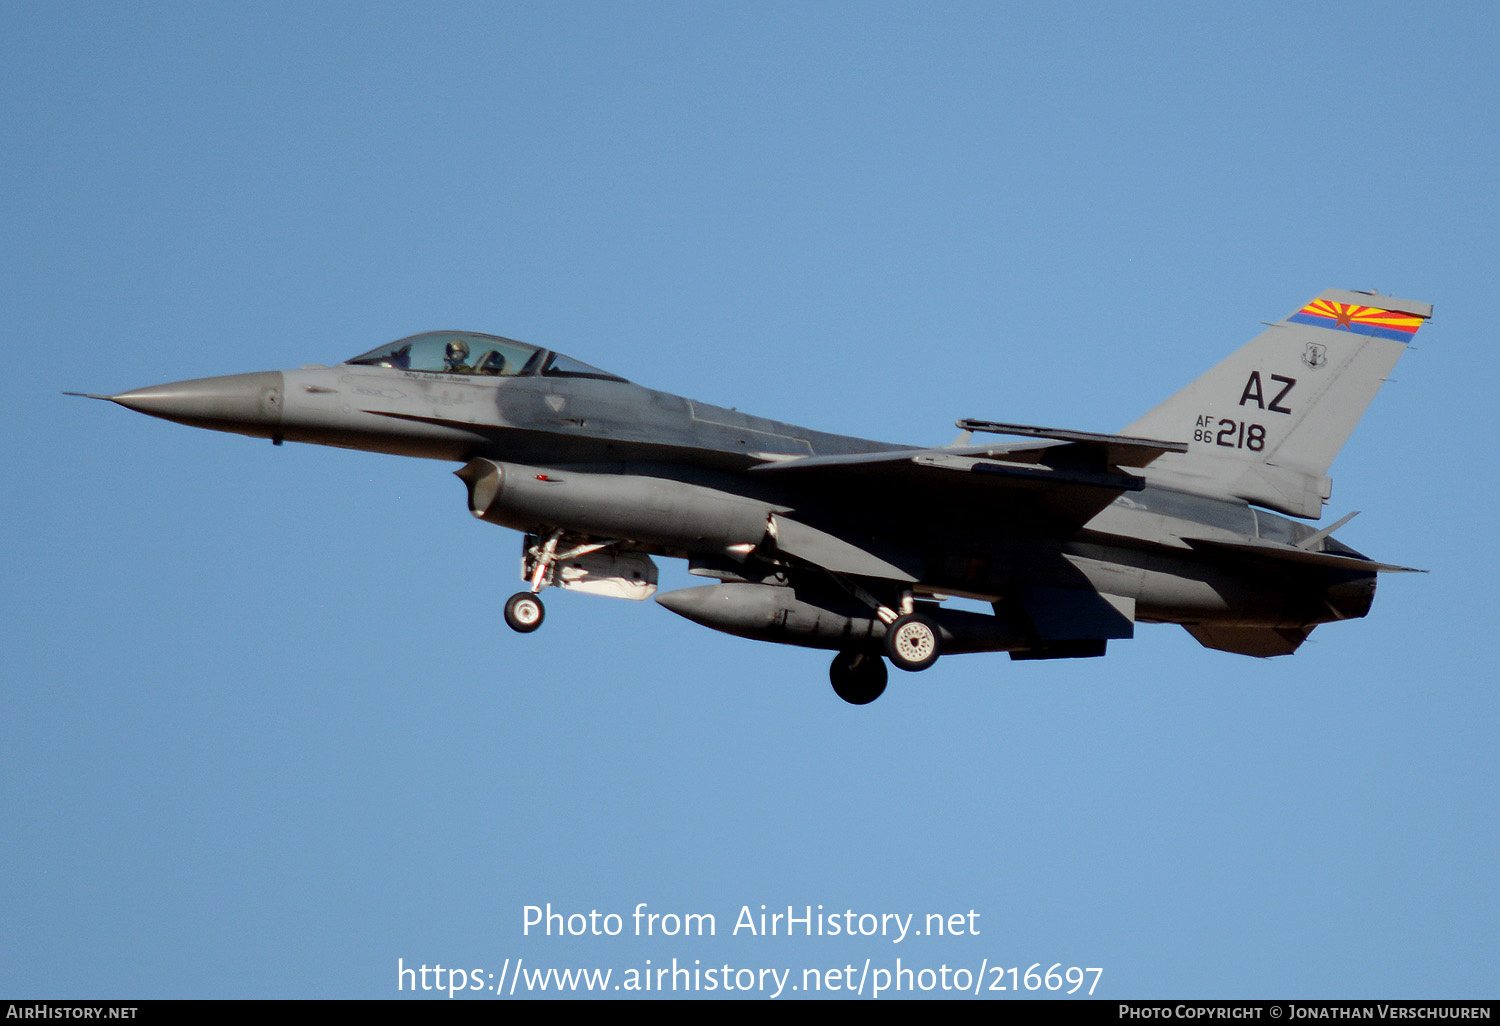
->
<box><xmin>344</xmin><ymin>331</ymin><xmax>625</xmax><ymax>382</ymax></box>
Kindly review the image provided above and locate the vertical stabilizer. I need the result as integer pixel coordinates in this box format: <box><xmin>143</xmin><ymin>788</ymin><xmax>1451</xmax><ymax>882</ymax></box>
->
<box><xmin>1123</xmin><ymin>289</ymin><xmax>1430</xmax><ymax>518</ymax></box>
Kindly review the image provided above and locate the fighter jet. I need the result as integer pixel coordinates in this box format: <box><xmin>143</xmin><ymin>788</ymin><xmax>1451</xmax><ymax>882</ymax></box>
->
<box><xmin>75</xmin><ymin>289</ymin><xmax>1428</xmax><ymax>703</ymax></box>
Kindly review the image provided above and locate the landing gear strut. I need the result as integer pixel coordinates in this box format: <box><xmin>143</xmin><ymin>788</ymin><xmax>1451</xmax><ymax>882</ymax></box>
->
<box><xmin>829</xmin><ymin>650</ymin><xmax>888</xmax><ymax>705</ymax></box>
<box><xmin>504</xmin><ymin>530</ymin><xmax>562</xmax><ymax>634</ymax></box>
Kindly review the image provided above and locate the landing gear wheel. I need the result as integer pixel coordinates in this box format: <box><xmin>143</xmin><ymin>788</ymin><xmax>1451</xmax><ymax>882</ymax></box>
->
<box><xmin>504</xmin><ymin>592</ymin><xmax>545</xmax><ymax>633</ymax></box>
<box><xmin>829</xmin><ymin>651</ymin><xmax>888</xmax><ymax>705</ymax></box>
<box><xmin>884</xmin><ymin>614</ymin><xmax>940</xmax><ymax>671</ymax></box>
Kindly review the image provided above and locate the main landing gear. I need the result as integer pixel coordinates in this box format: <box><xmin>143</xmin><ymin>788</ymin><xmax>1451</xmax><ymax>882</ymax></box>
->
<box><xmin>884</xmin><ymin>612</ymin><xmax>941</xmax><ymax>671</ymax></box>
<box><xmin>828</xmin><ymin>587</ymin><xmax>943</xmax><ymax>703</ymax></box>
<box><xmin>828</xmin><ymin>608</ymin><xmax>942</xmax><ymax>705</ymax></box>
<box><xmin>829</xmin><ymin>651</ymin><xmax>888</xmax><ymax>705</ymax></box>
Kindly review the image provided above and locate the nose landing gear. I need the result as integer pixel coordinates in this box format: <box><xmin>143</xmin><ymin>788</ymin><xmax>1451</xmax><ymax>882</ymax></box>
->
<box><xmin>504</xmin><ymin>592</ymin><xmax>545</xmax><ymax>633</ymax></box>
<box><xmin>504</xmin><ymin>530</ymin><xmax>562</xmax><ymax>634</ymax></box>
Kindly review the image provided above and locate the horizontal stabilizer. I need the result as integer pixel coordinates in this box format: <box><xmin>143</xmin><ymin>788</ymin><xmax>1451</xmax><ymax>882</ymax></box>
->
<box><xmin>1181</xmin><ymin>535</ymin><xmax>1424</xmax><ymax>574</ymax></box>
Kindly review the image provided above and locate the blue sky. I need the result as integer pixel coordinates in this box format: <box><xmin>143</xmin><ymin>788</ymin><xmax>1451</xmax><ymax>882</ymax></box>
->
<box><xmin>3</xmin><ymin>1</ymin><xmax>1496</xmax><ymax>999</ymax></box>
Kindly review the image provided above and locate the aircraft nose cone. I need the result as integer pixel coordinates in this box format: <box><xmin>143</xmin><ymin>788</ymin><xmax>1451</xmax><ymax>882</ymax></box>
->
<box><xmin>108</xmin><ymin>371</ymin><xmax>285</xmax><ymax>439</ymax></box>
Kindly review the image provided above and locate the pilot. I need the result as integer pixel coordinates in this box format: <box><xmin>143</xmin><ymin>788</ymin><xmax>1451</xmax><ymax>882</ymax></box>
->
<box><xmin>443</xmin><ymin>338</ymin><xmax>472</xmax><ymax>373</ymax></box>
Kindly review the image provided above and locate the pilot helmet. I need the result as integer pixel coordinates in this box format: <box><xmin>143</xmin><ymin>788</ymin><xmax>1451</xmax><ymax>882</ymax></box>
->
<box><xmin>445</xmin><ymin>338</ymin><xmax>470</xmax><ymax>364</ymax></box>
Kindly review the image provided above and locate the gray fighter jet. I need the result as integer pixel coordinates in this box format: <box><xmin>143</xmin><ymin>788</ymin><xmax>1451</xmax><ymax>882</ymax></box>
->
<box><xmin>76</xmin><ymin>289</ymin><xmax>1428</xmax><ymax>703</ymax></box>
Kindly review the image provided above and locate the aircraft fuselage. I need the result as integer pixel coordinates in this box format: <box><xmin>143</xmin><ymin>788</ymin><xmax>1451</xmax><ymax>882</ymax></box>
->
<box><xmin>104</xmin><ymin>360</ymin><xmax>1374</xmax><ymax>643</ymax></box>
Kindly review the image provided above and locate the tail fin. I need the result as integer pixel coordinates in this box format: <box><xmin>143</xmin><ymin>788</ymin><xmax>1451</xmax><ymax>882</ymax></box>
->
<box><xmin>1123</xmin><ymin>289</ymin><xmax>1431</xmax><ymax>518</ymax></box>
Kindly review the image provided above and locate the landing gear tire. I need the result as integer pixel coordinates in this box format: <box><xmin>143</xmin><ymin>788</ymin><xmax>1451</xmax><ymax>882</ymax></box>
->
<box><xmin>829</xmin><ymin>651</ymin><xmax>888</xmax><ymax>705</ymax></box>
<box><xmin>504</xmin><ymin>592</ymin><xmax>545</xmax><ymax>633</ymax></box>
<box><xmin>884</xmin><ymin>614</ymin><xmax>940</xmax><ymax>671</ymax></box>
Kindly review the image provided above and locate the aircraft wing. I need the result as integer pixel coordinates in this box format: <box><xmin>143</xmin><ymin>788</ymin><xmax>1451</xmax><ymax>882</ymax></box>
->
<box><xmin>752</xmin><ymin>421</ymin><xmax>1187</xmax><ymax>529</ymax></box>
